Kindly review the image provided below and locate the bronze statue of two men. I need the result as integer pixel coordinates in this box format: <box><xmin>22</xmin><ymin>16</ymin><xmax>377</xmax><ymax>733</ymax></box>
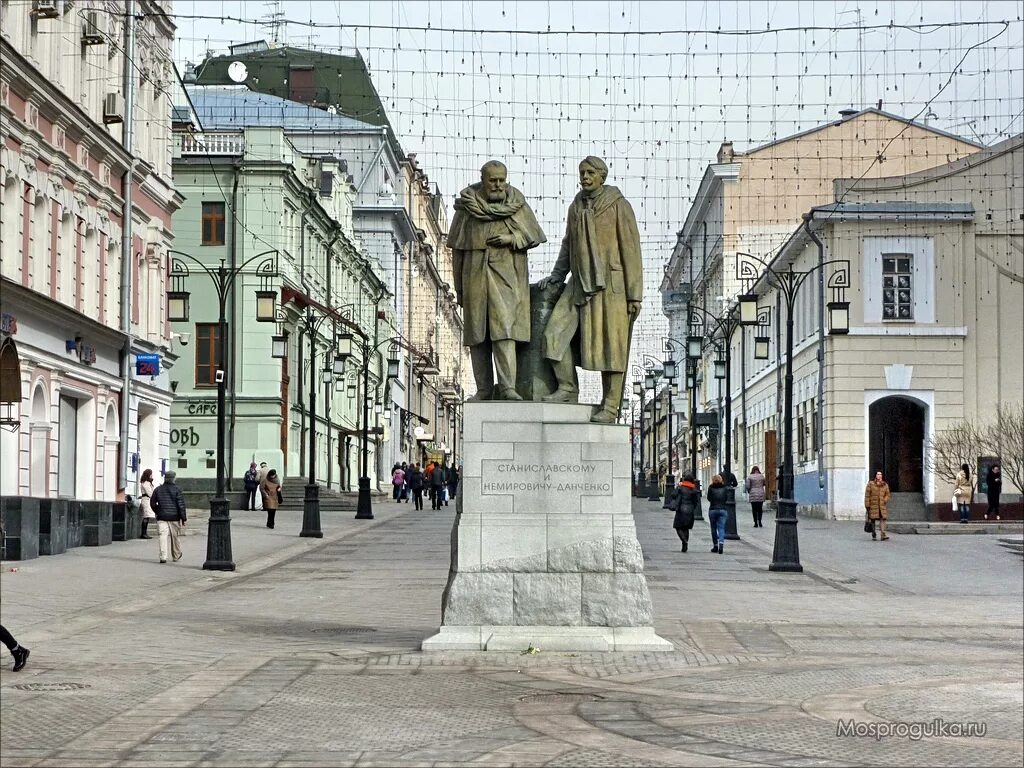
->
<box><xmin>449</xmin><ymin>156</ymin><xmax>642</xmax><ymax>424</ymax></box>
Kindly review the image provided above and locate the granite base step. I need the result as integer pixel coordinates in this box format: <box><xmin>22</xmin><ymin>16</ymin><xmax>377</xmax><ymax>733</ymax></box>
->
<box><xmin>888</xmin><ymin>521</ymin><xmax>1023</xmax><ymax>535</ymax></box>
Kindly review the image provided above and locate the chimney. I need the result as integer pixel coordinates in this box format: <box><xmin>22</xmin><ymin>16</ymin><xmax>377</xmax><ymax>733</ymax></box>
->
<box><xmin>716</xmin><ymin>141</ymin><xmax>734</xmax><ymax>163</ymax></box>
<box><xmin>839</xmin><ymin>108</ymin><xmax>858</xmax><ymax>119</ymax></box>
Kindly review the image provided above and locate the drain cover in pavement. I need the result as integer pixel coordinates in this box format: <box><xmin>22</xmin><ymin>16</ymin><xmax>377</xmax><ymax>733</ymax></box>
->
<box><xmin>11</xmin><ymin>682</ymin><xmax>91</xmax><ymax>691</ymax></box>
<box><xmin>518</xmin><ymin>693</ymin><xmax>605</xmax><ymax>703</ymax></box>
<box><xmin>310</xmin><ymin>626</ymin><xmax>377</xmax><ymax>635</ymax></box>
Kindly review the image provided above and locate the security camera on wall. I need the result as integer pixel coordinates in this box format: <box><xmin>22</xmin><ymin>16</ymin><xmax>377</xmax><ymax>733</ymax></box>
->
<box><xmin>171</xmin><ymin>331</ymin><xmax>191</xmax><ymax>347</ymax></box>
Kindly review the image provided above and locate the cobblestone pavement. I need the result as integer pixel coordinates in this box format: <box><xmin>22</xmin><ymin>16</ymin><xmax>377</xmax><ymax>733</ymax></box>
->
<box><xmin>1</xmin><ymin>498</ymin><xmax>1021</xmax><ymax>767</ymax></box>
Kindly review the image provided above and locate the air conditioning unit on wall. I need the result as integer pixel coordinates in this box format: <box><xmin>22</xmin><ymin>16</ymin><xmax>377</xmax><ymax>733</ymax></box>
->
<box><xmin>103</xmin><ymin>92</ymin><xmax>124</xmax><ymax>124</ymax></box>
<box><xmin>31</xmin><ymin>0</ymin><xmax>61</xmax><ymax>19</ymax></box>
<box><xmin>82</xmin><ymin>10</ymin><xmax>105</xmax><ymax>45</ymax></box>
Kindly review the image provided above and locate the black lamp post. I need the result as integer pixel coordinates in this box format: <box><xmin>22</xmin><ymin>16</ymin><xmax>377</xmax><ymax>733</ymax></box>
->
<box><xmin>632</xmin><ymin>380</ymin><xmax>645</xmax><ymax>497</ymax></box>
<box><xmin>355</xmin><ymin>337</ymin><xmax>402</xmax><ymax>520</ymax></box>
<box><xmin>167</xmin><ymin>249</ymin><xmax>279</xmax><ymax>571</ymax></box>
<box><xmin>662</xmin><ymin>354</ymin><xmax>680</xmax><ymax>493</ymax></box>
<box><xmin>736</xmin><ymin>244</ymin><xmax>850</xmax><ymax>573</ymax></box>
<box><xmin>645</xmin><ymin>370</ymin><xmax>662</xmax><ymax>501</ymax></box>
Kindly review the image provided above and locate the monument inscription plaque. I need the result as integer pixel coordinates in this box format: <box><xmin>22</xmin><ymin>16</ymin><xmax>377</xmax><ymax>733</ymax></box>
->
<box><xmin>480</xmin><ymin>460</ymin><xmax>613</xmax><ymax>496</ymax></box>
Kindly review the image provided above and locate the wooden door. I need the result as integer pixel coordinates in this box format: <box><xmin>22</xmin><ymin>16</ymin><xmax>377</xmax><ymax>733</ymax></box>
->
<box><xmin>765</xmin><ymin>429</ymin><xmax>778</xmax><ymax>500</ymax></box>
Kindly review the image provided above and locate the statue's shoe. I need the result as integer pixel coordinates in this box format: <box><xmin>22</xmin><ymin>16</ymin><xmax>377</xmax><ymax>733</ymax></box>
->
<box><xmin>590</xmin><ymin>408</ymin><xmax>617</xmax><ymax>424</ymax></box>
<box><xmin>541</xmin><ymin>388</ymin><xmax>577</xmax><ymax>403</ymax></box>
<box><xmin>466</xmin><ymin>390</ymin><xmax>493</xmax><ymax>402</ymax></box>
<box><xmin>496</xmin><ymin>387</ymin><xmax>524</xmax><ymax>401</ymax></box>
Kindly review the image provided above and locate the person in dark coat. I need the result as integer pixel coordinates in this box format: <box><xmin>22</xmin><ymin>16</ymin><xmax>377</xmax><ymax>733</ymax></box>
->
<box><xmin>706</xmin><ymin>474</ymin><xmax>729</xmax><ymax>554</ymax></box>
<box><xmin>671</xmin><ymin>472</ymin><xmax>701</xmax><ymax>552</ymax></box>
<box><xmin>985</xmin><ymin>463</ymin><xmax>1002</xmax><ymax>520</ymax></box>
<box><xmin>150</xmin><ymin>471</ymin><xmax>187</xmax><ymax>563</ymax></box>
<box><xmin>447</xmin><ymin>465</ymin><xmax>460</xmax><ymax>505</ymax></box>
<box><xmin>408</xmin><ymin>464</ymin><xmax>425</xmax><ymax>510</ymax></box>
<box><xmin>243</xmin><ymin>462</ymin><xmax>260</xmax><ymax>511</ymax></box>
<box><xmin>430</xmin><ymin>463</ymin><xmax>448</xmax><ymax>510</ymax></box>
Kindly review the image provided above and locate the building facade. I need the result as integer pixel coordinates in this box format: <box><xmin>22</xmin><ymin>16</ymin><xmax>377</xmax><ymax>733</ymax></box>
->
<box><xmin>708</xmin><ymin>136</ymin><xmax>1023</xmax><ymax>518</ymax></box>
<box><xmin>661</xmin><ymin>109</ymin><xmax>984</xmax><ymax>493</ymax></box>
<box><xmin>171</xmin><ymin>84</ymin><xmax>397</xmax><ymax>491</ymax></box>
<box><xmin>1</xmin><ymin>1</ymin><xmax>179</xmax><ymax>501</ymax></box>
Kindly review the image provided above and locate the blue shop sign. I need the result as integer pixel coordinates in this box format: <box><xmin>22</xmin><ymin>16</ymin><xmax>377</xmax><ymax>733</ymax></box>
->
<box><xmin>136</xmin><ymin>354</ymin><xmax>161</xmax><ymax>376</ymax></box>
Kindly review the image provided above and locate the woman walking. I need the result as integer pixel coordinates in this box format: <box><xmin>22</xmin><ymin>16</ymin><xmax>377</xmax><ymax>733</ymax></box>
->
<box><xmin>261</xmin><ymin>469</ymin><xmax>282</xmax><ymax>529</ymax></box>
<box><xmin>139</xmin><ymin>469</ymin><xmax>156</xmax><ymax>539</ymax></box>
<box><xmin>864</xmin><ymin>470</ymin><xmax>891</xmax><ymax>541</ymax></box>
<box><xmin>408</xmin><ymin>463</ymin><xmax>425</xmax><ymax>510</ymax></box>
<box><xmin>954</xmin><ymin>463</ymin><xmax>973</xmax><ymax>524</ymax></box>
<box><xmin>671</xmin><ymin>472</ymin><xmax>700</xmax><ymax>552</ymax></box>
<box><xmin>745</xmin><ymin>466</ymin><xmax>766</xmax><ymax>527</ymax></box>
<box><xmin>392</xmin><ymin>464</ymin><xmax>406</xmax><ymax>502</ymax></box>
<box><xmin>706</xmin><ymin>474</ymin><xmax>729</xmax><ymax>554</ymax></box>
<box><xmin>985</xmin><ymin>463</ymin><xmax>1002</xmax><ymax>520</ymax></box>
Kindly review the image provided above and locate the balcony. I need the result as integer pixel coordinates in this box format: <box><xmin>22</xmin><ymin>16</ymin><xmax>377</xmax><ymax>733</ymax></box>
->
<box><xmin>177</xmin><ymin>131</ymin><xmax>245</xmax><ymax>156</ymax></box>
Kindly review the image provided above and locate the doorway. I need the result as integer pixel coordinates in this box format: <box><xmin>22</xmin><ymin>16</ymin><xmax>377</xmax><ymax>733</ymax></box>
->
<box><xmin>869</xmin><ymin>396</ymin><xmax>926</xmax><ymax>492</ymax></box>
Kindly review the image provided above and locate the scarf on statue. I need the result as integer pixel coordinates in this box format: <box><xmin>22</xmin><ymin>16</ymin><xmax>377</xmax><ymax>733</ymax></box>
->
<box><xmin>569</xmin><ymin>185</ymin><xmax>623</xmax><ymax>305</ymax></box>
<box><xmin>447</xmin><ymin>184</ymin><xmax>546</xmax><ymax>252</ymax></box>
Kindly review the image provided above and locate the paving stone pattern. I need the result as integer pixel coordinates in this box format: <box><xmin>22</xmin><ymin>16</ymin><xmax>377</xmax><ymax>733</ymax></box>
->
<box><xmin>0</xmin><ymin>499</ymin><xmax>1021</xmax><ymax>767</ymax></box>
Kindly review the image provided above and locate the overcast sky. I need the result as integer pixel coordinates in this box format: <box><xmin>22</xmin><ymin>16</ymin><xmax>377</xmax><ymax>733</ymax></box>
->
<box><xmin>170</xmin><ymin>0</ymin><xmax>1024</xmax><ymax>385</ymax></box>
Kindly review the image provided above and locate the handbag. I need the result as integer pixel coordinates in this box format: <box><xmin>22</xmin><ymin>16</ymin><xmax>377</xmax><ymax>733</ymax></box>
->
<box><xmin>864</xmin><ymin>516</ymin><xmax>874</xmax><ymax>533</ymax></box>
<box><xmin>277</xmin><ymin>488</ymin><xmax>284</xmax><ymax>504</ymax></box>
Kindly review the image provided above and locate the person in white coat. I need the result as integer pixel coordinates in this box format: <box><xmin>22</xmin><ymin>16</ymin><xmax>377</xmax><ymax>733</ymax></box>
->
<box><xmin>139</xmin><ymin>469</ymin><xmax>156</xmax><ymax>539</ymax></box>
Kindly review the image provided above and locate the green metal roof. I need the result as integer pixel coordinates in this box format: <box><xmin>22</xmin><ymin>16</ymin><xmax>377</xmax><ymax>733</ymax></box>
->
<box><xmin>194</xmin><ymin>46</ymin><xmax>404</xmax><ymax>157</ymax></box>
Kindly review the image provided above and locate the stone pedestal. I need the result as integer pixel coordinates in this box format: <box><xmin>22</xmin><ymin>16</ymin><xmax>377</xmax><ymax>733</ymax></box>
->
<box><xmin>422</xmin><ymin>402</ymin><xmax>673</xmax><ymax>652</ymax></box>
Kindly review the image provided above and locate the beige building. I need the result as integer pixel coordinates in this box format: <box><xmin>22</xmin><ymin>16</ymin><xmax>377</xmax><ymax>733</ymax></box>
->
<box><xmin>732</xmin><ymin>135</ymin><xmax>1023</xmax><ymax>518</ymax></box>
<box><xmin>400</xmin><ymin>155</ymin><xmax>470</xmax><ymax>465</ymax></box>
<box><xmin>661</xmin><ymin>109</ymin><xmax>985</xmax><ymax>494</ymax></box>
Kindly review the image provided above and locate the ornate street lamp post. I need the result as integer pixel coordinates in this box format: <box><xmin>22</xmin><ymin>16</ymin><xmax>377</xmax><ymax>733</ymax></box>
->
<box><xmin>737</xmin><ymin>239</ymin><xmax>850</xmax><ymax>573</ymax></box>
<box><xmin>632</xmin><ymin>380</ymin><xmax>645</xmax><ymax>497</ymax></box>
<box><xmin>167</xmin><ymin>250</ymin><xmax>279</xmax><ymax>571</ymax></box>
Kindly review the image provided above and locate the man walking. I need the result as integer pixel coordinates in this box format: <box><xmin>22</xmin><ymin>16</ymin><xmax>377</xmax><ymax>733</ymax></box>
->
<box><xmin>150</xmin><ymin>471</ymin><xmax>187</xmax><ymax>563</ymax></box>
<box><xmin>539</xmin><ymin>156</ymin><xmax>643</xmax><ymax>423</ymax></box>
<box><xmin>430</xmin><ymin>462</ymin><xmax>448</xmax><ymax>510</ymax></box>
<box><xmin>0</xmin><ymin>625</ymin><xmax>29</xmax><ymax>671</ymax></box>
<box><xmin>448</xmin><ymin>160</ymin><xmax>546</xmax><ymax>401</ymax></box>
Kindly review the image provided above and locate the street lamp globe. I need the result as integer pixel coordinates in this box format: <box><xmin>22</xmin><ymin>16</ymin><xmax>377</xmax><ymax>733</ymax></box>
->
<box><xmin>754</xmin><ymin>335</ymin><xmax>771</xmax><ymax>360</ymax></box>
<box><xmin>255</xmin><ymin>290</ymin><xmax>277</xmax><ymax>322</ymax></box>
<box><xmin>321</xmin><ymin>367</ymin><xmax>333</xmax><ymax>385</ymax></box>
<box><xmin>332</xmin><ymin>354</ymin><xmax>347</xmax><ymax>376</ymax></box>
<box><xmin>827</xmin><ymin>301</ymin><xmax>850</xmax><ymax>335</ymax></box>
<box><xmin>686</xmin><ymin>335</ymin><xmax>703</xmax><ymax>359</ymax></box>
<box><xmin>645</xmin><ymin>371</ymin><xmax>656</xmax><ymax>390</ymax></box>
<box><xmin>738</xmin><ymin>293</ymin><xmax>759</xmax><ymax>325</ymax></box>
<box><xmin>633</xmin><ymin>381</ymin><xmax>642</xmax><ymax>397</ymax></box>
<box><xmin>270</xmin><ymin>334</ymin><xmax>288</xmax><ymax>359</ymax></box>
<box><xmin>663</xmin><ymin>358</ymin><xmax>678</xmax><ymax>380</ymax></box>
<box><xmin>387</xmin><ymin>357</ymin><xmax>401</xmax><ymax>379</ymax></box>
<box><xmin>167</xmin><ymin>291</ymin><xmax>190</xmax><ymax>323</ymax></box>
<box><xmin>714</xmin><ymin>359</ymin><xmax>727</xmax><ymax>380</ymax></box>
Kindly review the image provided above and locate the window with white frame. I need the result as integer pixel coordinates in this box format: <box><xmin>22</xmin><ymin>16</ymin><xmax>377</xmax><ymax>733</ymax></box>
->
<box><xmin>882</xmin><ymin>255</ymin><xmax>913</xmax><ymax>320</ymax></box>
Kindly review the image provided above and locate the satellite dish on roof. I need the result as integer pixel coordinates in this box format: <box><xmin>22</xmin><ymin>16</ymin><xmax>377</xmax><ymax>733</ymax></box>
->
<box><xmin>227</xmin><ymin>61</ymin><xmax>248</xmax><ymax>83</ymax></box>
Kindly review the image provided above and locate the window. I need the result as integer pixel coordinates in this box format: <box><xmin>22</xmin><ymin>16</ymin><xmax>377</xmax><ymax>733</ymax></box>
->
<box><xmin>797</xmin><ymin>415</ymin><xmax>806</xmax><ymax>460</ymax></box>
<box><xmin>882</xmin><ymin>255</ymin><xmax>913</xmax><ymax>320</ymax></box>
<box><xmin>195</xmin><ymin>323</ymin><xmax>222</xmax><ymax>387</ymax></box>
<box><xmin>201</xmin><ymin>202</ymin><xmax>225</xmax><ymax>246</ymax></box>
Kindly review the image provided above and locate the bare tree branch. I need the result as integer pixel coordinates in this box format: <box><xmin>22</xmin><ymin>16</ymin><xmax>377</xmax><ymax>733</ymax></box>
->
<box><xmin>988</xmin><ymin>402</ymin><xmax>1024</xmax><ymax>494</ymax></box>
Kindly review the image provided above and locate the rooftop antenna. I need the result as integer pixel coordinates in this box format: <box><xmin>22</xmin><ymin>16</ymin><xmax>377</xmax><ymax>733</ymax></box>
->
<box><xmin>260</xmin><ymin>0</ymin><xmax>286</xmax><ymax>46</ymax></box>
<box><xmin>838</xmin><ymin>7</ymin><xmax>865</xmax><ymax>110</ymax></box>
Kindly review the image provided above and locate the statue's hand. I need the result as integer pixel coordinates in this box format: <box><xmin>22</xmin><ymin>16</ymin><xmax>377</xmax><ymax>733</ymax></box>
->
<box><xmin>486</xmin><ymin>233</ymin><xmax>515</xmax><ymax>248</ymax></box>
<box><xmin>627</xmin><ymin>301</ymin><xmax>642</xmax><ymax>320</ymax></box>
<box><xmin>537</xmin><ymin>275</ymin><xmax>560</xmax><ymax>291</ymax></box>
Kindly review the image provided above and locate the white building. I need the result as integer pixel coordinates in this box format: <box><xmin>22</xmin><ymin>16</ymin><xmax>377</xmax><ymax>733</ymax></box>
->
<box><xmin>1</xmin><ymin>1</ymin><xmax>179</xmax><ymax>500</ymax></box>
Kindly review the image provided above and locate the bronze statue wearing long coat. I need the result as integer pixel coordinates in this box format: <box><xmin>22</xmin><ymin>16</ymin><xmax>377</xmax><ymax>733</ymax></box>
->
<box><xmin>448</xmin><ymin>183</ymin><xmax>546</xmax><ymax>347</ymax></box>
<box><xmin>543</xmin><ymin>185</ymin><xmax>642</xmax><ymax>372</ymax></box>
